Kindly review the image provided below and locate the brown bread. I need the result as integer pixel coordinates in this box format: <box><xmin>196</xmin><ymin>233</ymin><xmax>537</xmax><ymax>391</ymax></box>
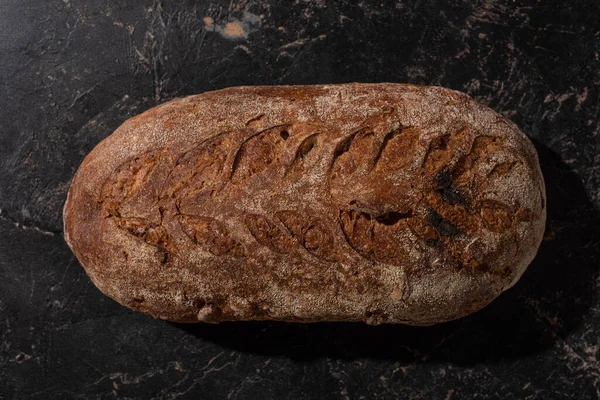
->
<box><xmin>63</xmin><ymin>83</ymin><xmax>546</xmax><ymax>325</ymax></box>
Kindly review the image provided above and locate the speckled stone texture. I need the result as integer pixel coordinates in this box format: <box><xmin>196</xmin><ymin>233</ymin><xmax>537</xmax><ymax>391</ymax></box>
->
<box><xmin>0</xmin><ymin>1</ymin><xmax>598</xmax><ymax>399</ymax></box>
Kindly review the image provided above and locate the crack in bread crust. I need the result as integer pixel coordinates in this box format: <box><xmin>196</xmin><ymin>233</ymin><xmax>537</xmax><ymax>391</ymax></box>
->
<box><xmin>100</xmin><ymin>115</ymin><xmax>538</xmax><ymax>286</ymax></box>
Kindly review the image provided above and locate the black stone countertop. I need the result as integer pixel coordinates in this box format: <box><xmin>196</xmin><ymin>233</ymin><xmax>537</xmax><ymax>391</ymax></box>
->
<box><xmin>1</xmin><ymin>1</ymin><xmax>599</xmax><ymax>399</ymax></box>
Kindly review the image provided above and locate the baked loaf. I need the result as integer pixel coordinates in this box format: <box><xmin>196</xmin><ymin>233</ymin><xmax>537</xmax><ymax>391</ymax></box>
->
<box><xmin>63</xmin><ymin>84</ymin><xmax>546</xmax><ymax>325</ymax></box>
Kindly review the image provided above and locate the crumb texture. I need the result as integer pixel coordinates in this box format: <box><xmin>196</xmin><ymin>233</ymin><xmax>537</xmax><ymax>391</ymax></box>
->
<box><xmin>64</xmin><ymin>83</ymin><xmax>546</xmax><ymax>325</ymax></box>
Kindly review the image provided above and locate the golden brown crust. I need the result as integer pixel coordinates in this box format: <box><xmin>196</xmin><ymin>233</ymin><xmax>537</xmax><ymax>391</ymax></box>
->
<box><xmin>63</xmin><ymin>83</ymin><xmax>546</xmax><ymax>325</ymax></box>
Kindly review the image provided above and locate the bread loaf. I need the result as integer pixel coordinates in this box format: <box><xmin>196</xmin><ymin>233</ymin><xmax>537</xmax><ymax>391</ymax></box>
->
<box><xmin>63</xmin><ymin>84</ymin><xmax>546</xmax><ymax>325</ymax></box>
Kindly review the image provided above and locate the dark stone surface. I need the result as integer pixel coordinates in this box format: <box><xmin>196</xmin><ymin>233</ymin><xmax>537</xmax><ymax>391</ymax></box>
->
<box><xmin>1</xmin><ymin>0</ymin><xmax>599</xmax><ymax>398</ymax></box>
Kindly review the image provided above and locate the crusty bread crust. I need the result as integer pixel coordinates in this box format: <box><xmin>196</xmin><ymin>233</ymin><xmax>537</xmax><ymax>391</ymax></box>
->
<box><xmin>63</xmin><ymin>83</ymin><xmax>546</xmax><ymax>325</ymax></box>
